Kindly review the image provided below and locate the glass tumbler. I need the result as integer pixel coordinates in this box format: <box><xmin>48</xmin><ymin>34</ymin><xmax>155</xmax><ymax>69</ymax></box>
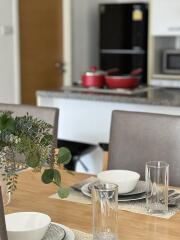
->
<box><xmin>146</xmin><ymin>161</ymin><xmax>169</xmax><ymax>214</ymax></box>
<box><xmin>92</xmin><ymin>183</ymin><xmax>118</xmax><ymax>240</ymax></box>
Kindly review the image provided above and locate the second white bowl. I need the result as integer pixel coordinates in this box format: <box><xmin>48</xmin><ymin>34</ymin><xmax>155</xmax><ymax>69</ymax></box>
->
<box><xmin>97</xmin><ymin>170</ymin><xmax>140</xmax><ymax>194</ymax></box>
<box><xmin>5</xmin><ymin>212</ymin><xmax>51</xmax><ymax>240</ymax></box>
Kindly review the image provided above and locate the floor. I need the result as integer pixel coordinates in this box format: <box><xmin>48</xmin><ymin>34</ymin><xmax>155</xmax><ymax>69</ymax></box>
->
<box><xmin>75</xmin><ymin>146</ymin><xmax>104</xmax><ymax>174</ymax></box>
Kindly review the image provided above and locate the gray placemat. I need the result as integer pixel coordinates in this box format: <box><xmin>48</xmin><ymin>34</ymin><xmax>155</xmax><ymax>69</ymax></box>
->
<box><xmin>50</xmin><ymin>177</ymin><xmax>180</xmax><ymax>219</ymax></box>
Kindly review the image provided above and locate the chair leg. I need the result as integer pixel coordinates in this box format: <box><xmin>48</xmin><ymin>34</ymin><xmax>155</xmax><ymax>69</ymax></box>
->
<box><xmin>102</xmin><ymin>151</ymin><xmax>109</xmax><ymax>171</ymax></box>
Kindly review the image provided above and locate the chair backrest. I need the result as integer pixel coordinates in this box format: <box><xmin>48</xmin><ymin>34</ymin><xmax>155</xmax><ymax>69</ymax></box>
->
<box><xmin>109</xmin><ymin>110</ymin><xmax>180</xmax><ymax>187</ymax></box>
<box><xmin>0</xmin><ymin>187</ymin><xmax>8</xmax><ymax>240</ymax></box>
<box><xmin>0</xmin><ymin>103</ymin><xmax>59</xmax><ymax>147</ymax></box>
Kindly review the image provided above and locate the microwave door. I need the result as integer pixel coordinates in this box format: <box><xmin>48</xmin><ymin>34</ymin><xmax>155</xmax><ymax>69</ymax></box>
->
<box><xmin>163</xmin><ymin>53</ymin><xmax>180</xmax><ymax>74</ymax></box>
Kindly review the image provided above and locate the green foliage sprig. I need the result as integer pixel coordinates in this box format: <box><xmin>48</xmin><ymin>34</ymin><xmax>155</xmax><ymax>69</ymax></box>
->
<box><xmin>0</xmin><ymin>112</ymin><xmax>72</xmax><ymax>198</ymax></box>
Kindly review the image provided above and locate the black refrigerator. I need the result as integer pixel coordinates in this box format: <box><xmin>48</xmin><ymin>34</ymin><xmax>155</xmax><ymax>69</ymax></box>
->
<box><xmin>99</xmin><ymin>3</ymin><xmax>148</xmax><ymax>84</ymax></box>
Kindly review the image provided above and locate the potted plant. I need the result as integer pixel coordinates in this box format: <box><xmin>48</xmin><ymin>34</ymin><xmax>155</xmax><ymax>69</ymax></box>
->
<box><xmin>0</xmin><ymin>111</ymin><xmax>72</xmax><ymax>201</ymax></box>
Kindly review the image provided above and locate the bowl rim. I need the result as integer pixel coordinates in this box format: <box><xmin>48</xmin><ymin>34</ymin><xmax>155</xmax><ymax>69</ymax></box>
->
<box><xmin>97</xmin><ymin>170</ymin><xmax>140</xmax><ymax>182</ymax></box>
<box><xmin>5</xmin><ymin>212</ymin><xmax>51</xmax><ymax>232</ymax></box>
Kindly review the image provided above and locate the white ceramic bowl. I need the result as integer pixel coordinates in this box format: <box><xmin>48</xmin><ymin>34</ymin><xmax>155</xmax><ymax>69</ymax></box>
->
<box><xmin>97</xmin><ymin>170</ymin><xmax>140</xmax><ymax>194</ymax></box>
<box><xmin>5</xmin><ymin>212</ymin><xmax>51</xmax><ymax>240</ymax></box>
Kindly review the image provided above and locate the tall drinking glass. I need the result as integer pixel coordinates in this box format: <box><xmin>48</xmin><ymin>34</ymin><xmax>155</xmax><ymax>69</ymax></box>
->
<box><xmin>146</xmin><ymin>161</ymin><xmax>169</xmax><ymax>214</ymax></box>
<box><xmin>92</xmin><ymin>183</ymin><xmax>118</xmax><ymax>240</ymax></box>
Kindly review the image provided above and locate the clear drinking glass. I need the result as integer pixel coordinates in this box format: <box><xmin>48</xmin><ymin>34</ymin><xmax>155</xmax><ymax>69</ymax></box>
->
<box><xmin>146</xmin><ymin>161</ymin><xmax>169</xmax><ymax>214</ymax></box>
<box><xmin>92</xmin><ymin>182</ymin><xmax>118</xmax><ymax>240</ymax></box>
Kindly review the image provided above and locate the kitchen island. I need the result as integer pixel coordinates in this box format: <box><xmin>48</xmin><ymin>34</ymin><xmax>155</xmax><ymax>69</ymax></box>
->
<box><xmin>37</xmin><ymin>86</ymin><xmax>180</xmax><ymax>106</ymax></box>
<box><xmin>36</xmin><ymin>86</ymin><xmax>180</xmax><ymax>173</ymax></box>
<box><xmin>37</xmin><ymin>86</ymin><xmax>180</xmax><ymax>144</ymax></box>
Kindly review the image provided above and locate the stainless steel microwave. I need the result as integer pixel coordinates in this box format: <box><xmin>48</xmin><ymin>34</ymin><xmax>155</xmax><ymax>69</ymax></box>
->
<box><xmin>163</xmin><ymin>49</ymin><xmax>180</xmax><ymax>74</ymax></box>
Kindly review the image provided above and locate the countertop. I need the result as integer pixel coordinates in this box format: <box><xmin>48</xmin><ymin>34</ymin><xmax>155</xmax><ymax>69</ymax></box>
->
<box><xmin>36</xmin><ymin>86</ymin><xmax>180</xmax><ymax>107</ymax></box>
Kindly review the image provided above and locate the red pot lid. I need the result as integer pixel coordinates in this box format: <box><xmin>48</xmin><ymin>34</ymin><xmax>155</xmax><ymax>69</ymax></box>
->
<box><xmin>84</xmin><ymin>66</ymin><xmax>105</xmax><ymax>76</ymax></box>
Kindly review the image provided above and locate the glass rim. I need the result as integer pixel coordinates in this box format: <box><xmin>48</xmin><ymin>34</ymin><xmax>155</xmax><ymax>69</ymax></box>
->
<box><xmin>146</xmin><ymin>161</ymin><xmax>169</xmax><ymax>168</ymax></box>
<box><xmin>93</xmin><ymin>182</ymin><xmax>118</xmax><ymax>192</ymax></box>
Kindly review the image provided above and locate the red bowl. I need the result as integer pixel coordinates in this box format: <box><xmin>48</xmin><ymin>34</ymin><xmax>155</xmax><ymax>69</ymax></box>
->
<box><xmin>105</xmin><ymin>76</ymin><xmax>140</xmax><ymax>89</ymax></box>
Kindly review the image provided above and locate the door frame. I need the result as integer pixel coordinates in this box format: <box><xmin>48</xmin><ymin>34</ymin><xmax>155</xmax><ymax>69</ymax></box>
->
<box><xmin>12</xmin><ymin>0</ymin><xmax>21</xmax><ymax>103</ymax></box>
<box><xmin>63</xmin><ymin>0</ymin><xmax>72</xmax><ymax>86</ymax></box>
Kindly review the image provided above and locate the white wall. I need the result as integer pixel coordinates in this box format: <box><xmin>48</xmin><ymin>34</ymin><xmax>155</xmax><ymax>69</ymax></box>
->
<box><xmin>0</xmin><ymin>0</ymin><xmax>20</xmax><ymax>103</ymax></box>
<box><xmin>69</xmin><ymin>0</ymin><xmax>148</xmax><ymax>84</ymax></box>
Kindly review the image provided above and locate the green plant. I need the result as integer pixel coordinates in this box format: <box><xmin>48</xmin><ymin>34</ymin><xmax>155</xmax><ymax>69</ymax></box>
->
<box><xmin>0</xmin><ymin>111</ymin><xmax>72</xmax><ymax>198</ymax></box>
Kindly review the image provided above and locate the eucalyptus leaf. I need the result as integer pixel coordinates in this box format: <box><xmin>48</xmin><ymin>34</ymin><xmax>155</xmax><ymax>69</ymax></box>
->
<box><xmin>41</xmin><ymin>169</ymin><xmax>54</xmax><ymax>184</ymax></box>
<box><xmin>26</xmin><ymin>151</ymin><xmax>40</xmax><ymax>168</ymax></box>
<box><xmin>53</xmin><ymin>169</ymin><xmax>61</xmax><ymax>186</ymax></box>
<box><xmin>57</xmin><ymin>147</ymin><xmax>72</xmax><ymax>165</ymax></box>
<box><xmin>58</xmin><ymin>187</ymin><xmax>69</xmax><ymax>198</ymax></box>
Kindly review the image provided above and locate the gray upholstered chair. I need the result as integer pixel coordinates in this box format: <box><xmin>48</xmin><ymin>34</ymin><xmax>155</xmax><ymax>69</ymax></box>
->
<box><xmin>109</xmin><ymin>110</ymin><xmax>180</xmax><ymax>187</ymax></box>
<box><xmin>0</xmin><ymin>187</ymin><xmax>8</xmax><ymax>240</ymax></box>
<box><xmin>0</xmin><ymin>103</ymin><xmax>59</xmax><ymax>147</ymax></box>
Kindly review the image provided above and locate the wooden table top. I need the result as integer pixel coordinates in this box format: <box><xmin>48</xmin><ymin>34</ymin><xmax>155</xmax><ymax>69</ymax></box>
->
<box><xmin>5</xmin><ymin>170</ymin><xmax>180</xmax><ymax>240</ymax></box>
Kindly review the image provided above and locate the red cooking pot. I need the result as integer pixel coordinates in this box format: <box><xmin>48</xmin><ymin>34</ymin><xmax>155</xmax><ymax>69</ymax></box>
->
<box><xmin>105</xmin><ymin>68</ymin><xmax>142</xmax><ymax>89</ymax></box>
<box><xmin>81</xmin><ymin>66</ymin><xmax>119</xmax><ymax>88</ymax></box>
<box><xmin>82</xmin><ymin>66</ymin><xmax>105</xmax><ymax>88</ymax></box>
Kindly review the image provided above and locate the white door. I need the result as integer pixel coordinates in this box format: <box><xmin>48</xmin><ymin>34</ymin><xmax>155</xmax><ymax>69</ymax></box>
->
<box><xmin>0</xmin><ymin>0</ymin><xmax>20</xmax><ymax>103</ymax></box>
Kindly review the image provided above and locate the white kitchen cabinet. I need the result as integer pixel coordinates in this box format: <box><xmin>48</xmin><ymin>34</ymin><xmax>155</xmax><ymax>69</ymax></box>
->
<box><xmin>151</xmin><ymin>0</ymin><xmax>180</xmax><ymax>36</ymax></box>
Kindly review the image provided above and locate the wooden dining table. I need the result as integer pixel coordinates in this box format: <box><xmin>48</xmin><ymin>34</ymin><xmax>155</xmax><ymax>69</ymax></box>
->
<box><xmin>5</xmin><ymin>170</ymin><xmax>180</xmax><ymax>240</ymax></box>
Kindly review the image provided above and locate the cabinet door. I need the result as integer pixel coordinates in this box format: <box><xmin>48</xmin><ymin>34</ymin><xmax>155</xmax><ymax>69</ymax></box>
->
<box><xmin>151</xmin><ymin>0</ymin><xmax>180</xmax><ymax>36</ymax></box>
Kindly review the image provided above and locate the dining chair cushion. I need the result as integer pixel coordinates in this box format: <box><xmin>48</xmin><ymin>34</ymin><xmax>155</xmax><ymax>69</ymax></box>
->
<box><xmin>109</xmin><ymin>110</ymin><xmax>180</xmax><ymax>187</ymax></box>
<box><xmin>0</xmin><ymin>103</ymin><xmax>59</xmax><ymax>147</ymax></box>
